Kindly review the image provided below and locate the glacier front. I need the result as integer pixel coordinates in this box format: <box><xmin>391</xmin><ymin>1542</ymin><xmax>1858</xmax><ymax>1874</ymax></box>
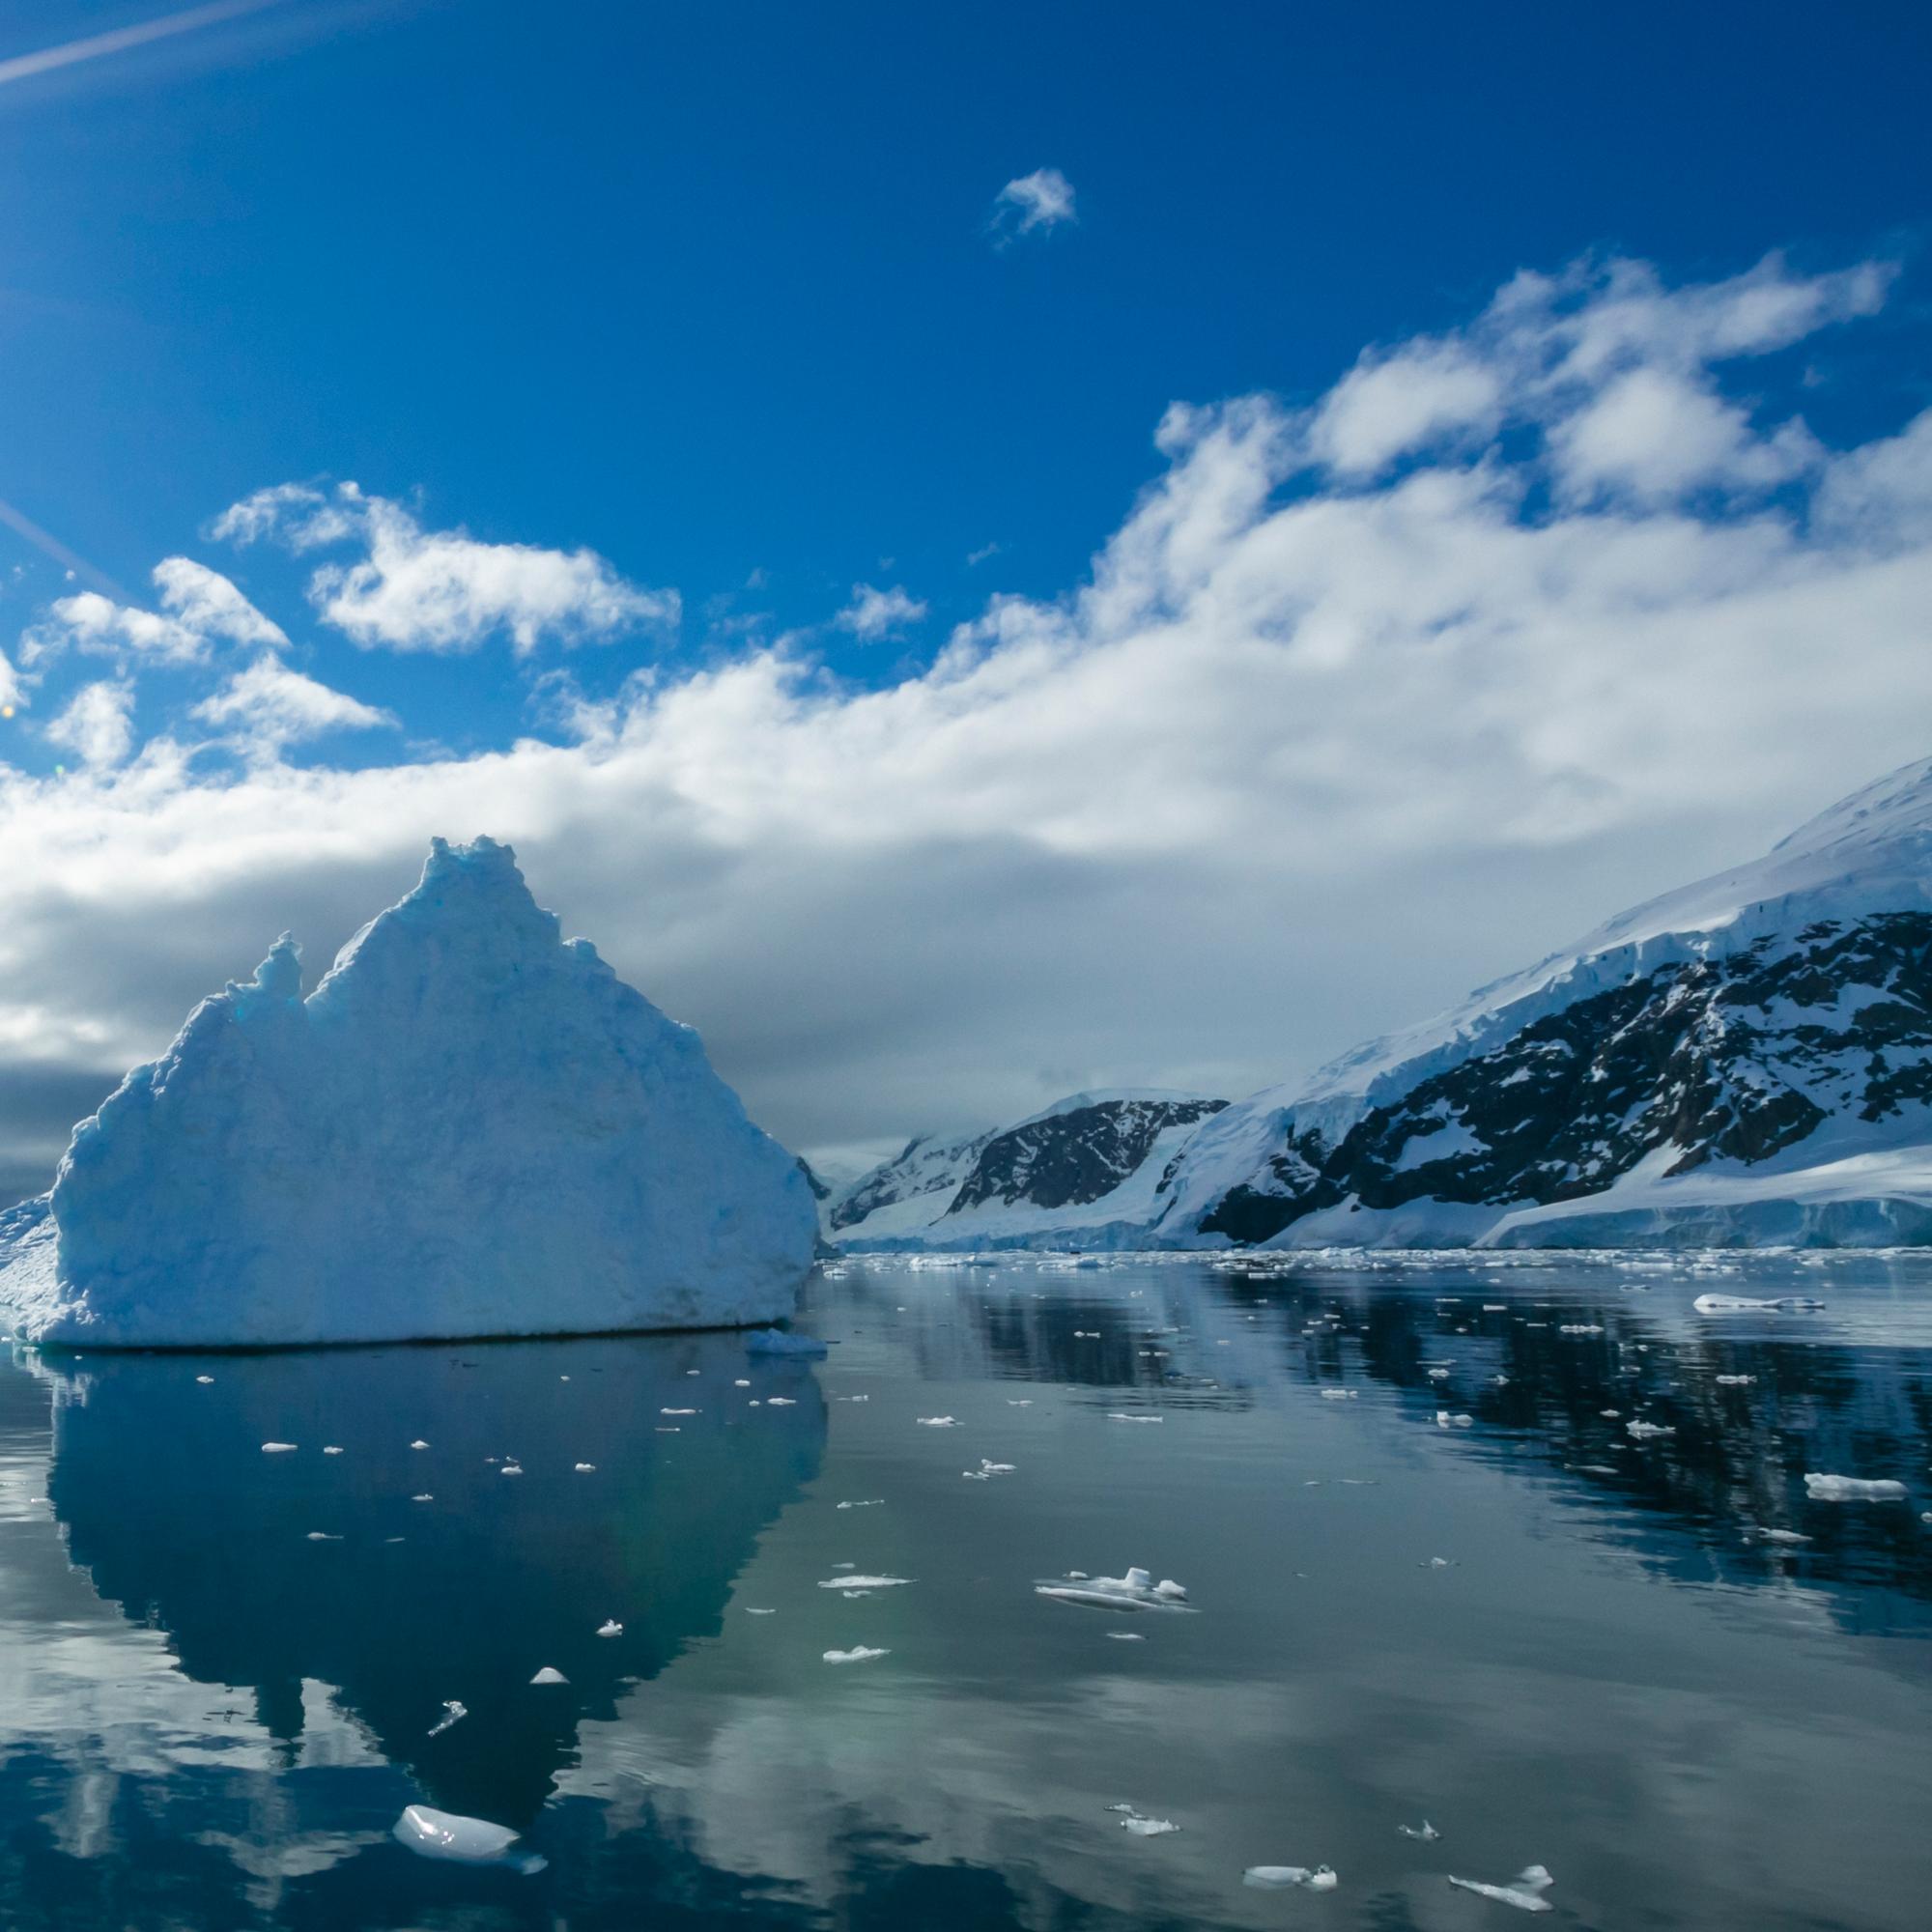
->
<box><xmin>0</xmin><ymin>838</ymin><xmax>816</xmax><ymax>1348</ymax></box>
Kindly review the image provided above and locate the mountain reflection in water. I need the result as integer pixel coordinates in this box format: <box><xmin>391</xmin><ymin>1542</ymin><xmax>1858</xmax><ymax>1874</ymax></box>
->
<box><xmin>0</xmin><ymin>1251</ymin><xmax>1927</xmax><ymax>1930</ymax></box>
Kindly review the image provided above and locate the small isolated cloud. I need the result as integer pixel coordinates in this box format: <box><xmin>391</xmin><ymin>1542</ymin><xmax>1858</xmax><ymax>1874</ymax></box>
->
<box><xmin>991</xmin><ymin>167</ymin><xmax>1076</xmax><ymax>242</ymax></box>
<box><xmin>837</xmin><ymin>582</ymin><xmax>927</xmax><ymax>640</ymax></box>
<box><xmin>44</xmin><ymin>680</ymin><xmax>135</xmax><ymax>770</ymax></box>
<box><xmin>191</xmin><ymin>658</ymin><xmax>397</xmax><ymax>762</ymax></box>
<box><xmin>152</xmin><ymin>556</ymin><xmax>288</xmax><ymax>648</ymax></box>
<box><xmin>966</xmin><ymin>542</ymin><xmax>1002</xmax><ymax>567</ymax></box>
<box><xmin>0</xmin><ymin>646</ymin><xmax>21</xmax><ymax>710</ymax></box>
<box><xmin>215</xmin><ymin>482</ymin><xmax>678</xmax><ymax>656</ymax></box>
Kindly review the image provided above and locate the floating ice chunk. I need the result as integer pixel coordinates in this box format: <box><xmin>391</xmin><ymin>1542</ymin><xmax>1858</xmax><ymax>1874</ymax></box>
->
<box><xmin>823</xmin><ymin>1646</ymin><xmax>889</xmax><ymax>1663</ymax></box>
<box><xmin>1804</xmin><ymin>1473</ymin><xmax>1908</xmax><ymax>1502</ymax></box>
<box><xmin>1715</xmin><ymin>1374</ymin><xmax>1756</xmax><ymax>1386</ymax></box>
<box><xmin>305</xmin><ymin>1531</ymin><xmax>341</xmax><ymax>1542</ymax></box>
<box><xmin>262</xmin><ymin>1442</ymin><xmax>298</xmax><ymax>1454</ymax></box>
<box><xmin>817</xmin><ymin>1575</ymin><xmax>910</xmax><ymax>1589</ymax></box>
<box><xmin>1423</xmin><ymin>1556</ymin><xmax>1456</xmax><ymax>1569</ymax></box>
<box><xmin>323</xmin><ymin>1445</ymin><xmax>344</xmax><ymax>1456</ymax></box>
<box><xmin>1749</xmin><ymin>1526</ymin><xmax>1810</xmax><ymax>1544</ymax></box>
<box><xmin>734</xmin><ymin>1378</ymin><xmax>752</xmax><ymax>1387</ymax></box>
<box><xmin>393</xmin><ymin>1804</ymin><xmax>546</xmax><ymax>1875</ymax></box>
<box><xmin>1693</xmin><ymin>1294</ymin><xmax>1824</xmax><ymax>1314</ymax></box>
<box><xmin>195</xmin><ymin>1375</ymin><xmax>214</xmax><ymax>1383</ymax></box>
<box><xmin>1107</xmin><ymin>1632</ymin><xmax>1146</xmax><ymax>1641</ymax></box>
<box><xmin>1106</xmin><ymin>1412</ymin><xmax>1164</xmax><ymax>1423</ymax></box>
<box><xmin>500</xmin><ymin>1463</ymin><xmax>524</xmax><ymax>1476</ymax></box>
<box><xmin>1398</xmin><ymin>1820</ymin><xmax>1440</xmax><ymax>1840</ymax></box>
<box><xmin>574</xmin><ymin>1463</ymin><xmax>596</xmax><ymax>1472</ymax></box>
<box><xmin>427</xmin><ymin>1699</ymin><xmax>467</xmax><ymax>1737</ymax></box>
<box><xmin>1008</xmin><ymin>1399</ymin><xmax>1034</xmax><ymax>1406</ymax></box>
<box><xmin>411</xmin><ymin>1440</ymin><xmax>430</xmax><ymax>1451</ymax></box>
<box><xmin>917</xmin><ymin>1416</ymin><xmax>958</xmax><ymax>1427</ymax></box>
<box><xmin>1427</xmin><ymin>1369</ymin><xmax>1450</xmax><ymax>1380</ymax></box>
<box><xmin>1436</xmin><ymin>1411</ymin><xmax>1473</xmax><ymax>1428</ymax></box>
<box><xmin>661</xmin><ymin>1407</ymin><xmax>696</xmax><ymax>1416</ymax></box>
<box><xmin>529</xmin><ymin>1667</ymin><xmax>567</xmax><ymax>1685</ymax></box>
<box><xmin>596</xmin><ymin>1619</ymin><xmax>623</xmax><ymax>1637</ymax></box>
<box><xmin>766</xmin><ymin>1397</ymin><xmax>796</xmax><ymax>1407</ymax></box>
<box><xmin>1321</xmin><ymin>1389</ymin><xmax>1354</xmax><ymax>1401</ymax></box>
<box><xmin>745</xmin><ymin>1329</ymin><xmax>829</xmax><ymax>1357</ymax></box>
<box><xmin>1244</xmin><ymin>1864</ymin><xmax>1336</xmax><ymax>1889</ymax></box>
<box><xmin>1558</xmin><ymin>1323</ymin><xmax>1604</xmax><ymax>1335</ymax></box>
<box><xmin>1036</xmin><ymin>1567</ymin><xmax>1195</xmax><ymax>1613</ymax></box>
<box><xmin>1627</xmin><ymin>1420</ymin><xmax>1674</xmax><ymax>1439</ymax></box>
<box><xmin>837</xmin><ymin>1499</ymin><xmax>885</xmax><ymax>1509</ymax></box>
<box><xmin>744</xmin><ymin>1606</ymin><xmax>776</xmax><ymax>1615</ymax></box>
<box><xmin>412</xmin><ymin>1492</ymin><xmax>434</xmax><ymax>1502</ymax></box>
<box><xmin>1447</xmin><ymin>1865</ymin><xmax>1554</xmax><ymax>1911</ymax></box>
<box><xmin>1120</xmin><ymin>1814</ymin><xmax>1179</xmax><ymax>1837</ymax></box>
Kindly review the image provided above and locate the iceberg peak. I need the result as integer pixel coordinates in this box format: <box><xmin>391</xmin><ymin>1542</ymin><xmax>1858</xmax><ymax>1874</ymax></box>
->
<box><xmin>10</xmin><ymin>838</ymin><xmax>815</xmax><ymax>1349</ymax></box>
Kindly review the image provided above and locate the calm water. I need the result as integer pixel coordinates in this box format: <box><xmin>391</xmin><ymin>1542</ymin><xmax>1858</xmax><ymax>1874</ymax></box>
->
<box><xmin>3</xmin><ymin>1251</ymin><xmax>1930</xmax><ymax>1931</ymax></box>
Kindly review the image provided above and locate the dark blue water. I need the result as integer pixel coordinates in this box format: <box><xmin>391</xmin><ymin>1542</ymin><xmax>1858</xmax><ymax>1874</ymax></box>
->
<box><xmin>3</xmin><ymin>1251</ymin><xmax>1929</xmax><ymax>1929</ymax></box>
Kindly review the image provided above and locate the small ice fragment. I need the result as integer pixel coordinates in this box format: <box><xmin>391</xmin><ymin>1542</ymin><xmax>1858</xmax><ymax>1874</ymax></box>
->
<box><xmin>427</xmin><ymin>1699</ymin><xmax>468</xmax><ymax>1737</ymax></box>
<box><xmin>412</xmin><ymin>1492</ymin><xmax>434</xmax><ymax>1502</ymax></box>
<box><xmin>766</xmin><ymin>1397</ymin><xmax>796</xmax><ymax>1407</ymax></box>
<box><xmin>823</xmin><ymin>1646</ymin><xmax>889</xmax><ymax>1663</ymax></box>
<box><xmin>195</xmin><ymin>1375</ymin><xmax>214</xmax><ymax>1384</ymax></box>
<box><xmin>734</xmin><ymin>1378</ymin><xmax>752</xmax><ymax>1387</ymax></box>
<box><xmin>837</xmin><ymin>1499</ymin><xmax>885</xmax><ymax>1509</ymax></box>
<box><xmin>323</xmin><ymin>1446</ymin><xmax>344</xmax><ymax>1456</ymax></box>
<box><xmin>1693</xmin><ymin>1293</ymin><xmax>1823</xmax><ymax>1314</ymax></box>
<box><xmin>1107</xmin><ymin>1632</ymin><xmax>1146</xmax><ymax>1640</ymax></box>
<box><xmin>1715</xmin><ymin>1374</ymin><xmax>1756</xmax><ymax>1386</ymax></box>
<box><xmin>746</xmin><ymin>1329</ymin><xmax>830</xmax><ymax>1356</ymax></box>
<box><xmin>596</xmin><ymin>1619</ymin><xmax>623</xmax><ymax>1637</ymax></box>
<box><xmin>1627</xmin><ymin>1420</ymin><xmax>1674</xmax><ymax>1439</ymax></box>
<box><xmin>661</xmin><ymin>1407</ymin><xmax>697</xmax><ymax>1416</ymax></box>
<box><xmin>1321</xmin><ymin>1389</ymin><xmax>1352</xmax><ymax>1401</ymax></box>
<box><xmin>574</xmin><ymin>1463</ymin><xmax>596</xmax><ymax>1472</ymax></box>
<box><xmin>411</xmin><ymin>1440</ymin><xmax>430</xmax><ymax>1450</ymax></box>
<box><xmin>1399</xmin><ymin>1820</ymin><xmax>1440</xmax><ymax>1840</ymax></box>
<box><xmin>500</xmin><ymin>1463</ymin><xmax>524</xmax><ymax>1476</ymax></box>
<box><xmin>1035</xmin><ymin>1567</ymin><xmax>1195</xmax><ymax>1612</ymax></box>
<box><xmin>1120</xmin><ymin>1814</ymin><xmax>1179</xmax><ymax>1836</ymax></box>
<box><xmin>745</xmin><ymin>1606</ymin><xmax>776</xmax><ymax>1614</ymax></box>
<box><xmin>687</xmin><ymin>1368</ymin><xmax>700</xmax><ymax>1376</ymax></box>
<box><xmin>1446</xmin><ymin>1865</ymin><xmax>1555</xmax><ymax>1912</ymax></box>
<box><xmin>917</xmin><ymin>1416</ymin><xmax>958</xmax><ymax>1427</ymax></box>
<box><xmin>1008</xmin><ymin>1399</ymin><xmax>1034</xmax><ymax>1406</ymax></box>
<box><xmin>833</xmin><ymin>1560</ymin><xmax>855</xmax><ymax>1569</ymax></box>
<box><xmin>1106</xmin><ymin>1412</ymin><xmax>1163</xmax><ymax>1423</ymax></box>
<box><xmin>1435</xmin><ymin>1410</ymin><xmax>1472</xmax><ymax>1428</ymax></box>
<box><xmin>1804</xmin><ymin>1473</ymin><xmax>1908</xmax><ymax>1502</ymax></box>
<box><xmin>1749</xmin><ymin>1526</ymin><xmax>1810</xmax><ymax>1544</ymax></box>
<box><xmin>817</xmin><ymin>1575</ymin><xmax>911</xmax><ymax>1589</ymax></box>
<box><xmin>393</xmin><ymin>1804</ymin><xmax>546</xmax><ymax>1875</ymax></box>
<box><xmin>1427</xmin><ymin>1369</ymin><xmax>1450</xmax><ymax>1380</ymax></box>
<box><xmin>262</xmin><ymin>1442</ymin><xmax>298</xmax><ymax>1454</ymax></box>
<box><xmin>529</xmin><ymin>1667</ymin><xmax>567</xmax><ymax>1685</ymax></box>
<box><xmin>1244</xmin><ymin>1864</ymin><xmax>1336</xmax><ymax>1889</ymax></box>
<box><xmin>1424</xmin><ymin>1556</ymin><xmax>1455</xmax><ymax>1569</ymax></box>
<box><xmin>305</xmin><ymin>1531</ymin><xmax>341</xmax><ymax>1542</ymax></box>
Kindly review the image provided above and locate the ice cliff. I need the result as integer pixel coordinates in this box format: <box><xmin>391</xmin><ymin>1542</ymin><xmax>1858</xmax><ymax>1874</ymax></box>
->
<box><xmin>0</xmin><ymin>838</ymin><xmax>816</xmax><ymax>1347</ymax></box>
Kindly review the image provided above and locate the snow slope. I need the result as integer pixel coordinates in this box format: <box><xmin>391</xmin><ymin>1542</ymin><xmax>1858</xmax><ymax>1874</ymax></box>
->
<box><xmin>0</xmin><ymin>838</ymin><xmax>816</xmax><ymax>1346</ymax></box>
<box><xmin>828</xmin><ymin>1091</ymin><xmax>1224</xmax><ymax>1251</ymax></box>
<box><xmin>1155</xmin><ymin>754</ymin><xmax>1932</xmax><ymax>1249</ymax></box>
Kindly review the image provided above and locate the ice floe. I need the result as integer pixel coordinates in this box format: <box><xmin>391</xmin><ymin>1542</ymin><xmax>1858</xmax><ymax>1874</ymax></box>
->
<box><xmin>392</xmin><ymin>1804</ymin><xmax>546</xmax><ymax>1875</ymax></box>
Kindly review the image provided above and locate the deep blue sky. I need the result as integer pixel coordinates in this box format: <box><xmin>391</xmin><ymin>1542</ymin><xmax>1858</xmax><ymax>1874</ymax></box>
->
<box><xmin>2</xmin><ymin>0</ymin><xmax>1927</xmax><ymax>744</ymax></box>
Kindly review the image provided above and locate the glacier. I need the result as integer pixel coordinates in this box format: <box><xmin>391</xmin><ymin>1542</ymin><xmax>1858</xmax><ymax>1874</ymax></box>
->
<box><xmin>0</xmin><ymin>837</ymin><xmax>815</xmax><ymax>1347</ymax></box>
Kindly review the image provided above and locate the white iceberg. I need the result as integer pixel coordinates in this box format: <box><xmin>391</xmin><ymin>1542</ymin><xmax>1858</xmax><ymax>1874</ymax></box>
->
<box><xmin>392</xmin><ymin>1804</ymin><xmax>546</xmax><ymax>1875</ymax></box>
<box><xmin>823</xmin><ymin>1645</ymin><xmax>889</xmax><ymax>1663</ymax></box>
<box><xmin>1035</xmin><ymin>1567</ymin><xmax>1194</xmax><ymax>1613</ymax></box>
<box><xmin>2</xmin><ymin>838</ymin><xmax>815</xmax><ymax>1349</ymax></box>
<box><xmin>1447</xmin><ymin>1864</ymin><xmax>1554</xmax><ymax>1912</ymax></box>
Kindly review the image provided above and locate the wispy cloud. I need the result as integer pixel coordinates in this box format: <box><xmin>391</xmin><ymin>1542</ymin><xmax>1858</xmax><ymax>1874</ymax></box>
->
<box><xmin>216</xmin><ymin>482</ymin><xmax>678</xmax><ymax>655</ymax></box>
<box><xmin>990</xmin><ymin>167</ymin><xmax>1076</xmax><ymax>243</ymax></box>
<box><xmin>0</xmin><ymin>0</ymin><xmax>288</xmax><ymax>91</ymax></box>
<box><xmin>19</xmin><ymin>560</ymin><xmax>283</xmax><ymax>669</ymax></box>
<box><xmin>191</xmin><ymin>657</ymin><xmax>396</xmax><ymax>761</ymax></box>
<box><xmin>836</xmin><ymin>582</ymin><xmax>927</xmax><ymax>640</ymax></box>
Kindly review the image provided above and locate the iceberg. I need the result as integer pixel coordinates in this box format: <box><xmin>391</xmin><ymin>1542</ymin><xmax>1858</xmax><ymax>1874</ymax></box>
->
<box><xmin>1</xmin><ymin>838</ymin><xmax>815</xmax><ymax>1348</ymax></box>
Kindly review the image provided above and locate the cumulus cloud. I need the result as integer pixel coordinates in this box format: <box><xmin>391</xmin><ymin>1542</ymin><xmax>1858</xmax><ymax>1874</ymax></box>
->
<box><xmin>214</xmin><ymin>481</ymin><xmax>678</xmax><ymax>655</ymax></box>
<box><xmin>18</xmin><ymin>560</ymin><xmax>283</xmax><ymax>669</ymax></box>
<box><xmin>43</xmin><ymin>680</ymin><xmax>135</xmax><ymax>771</ymax></box>
<box><xmin>991</xmin><ymin>167</ymin><xmax>1076</xmax><ymax>241</ymax></box>
<box><xmin>191</xmin><ymin>658</ymin><xmax>397</xmax><ymax>761</ymax></box>
<box><xmin>0</xmin><ymin>646</ymin><xmax>21</xmax><ymax>710</ymax></box>
<box><xmin>0</xmin><ymin>248</ymin><xmax>1929</xmax><ymax>1185</ymax></box>
<box><xmin>152</xmin><ymin>556</ymin><xmax>289</xmax><ymax>647</ymax></box>
<box><xmin>836</xmin><ymin>582</ymin><xmax>927</xmax><ymax>640</ymax></box>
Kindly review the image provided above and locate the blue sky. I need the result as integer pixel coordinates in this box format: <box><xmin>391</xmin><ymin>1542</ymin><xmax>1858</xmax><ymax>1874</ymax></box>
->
<box><xmin>1</xmin><ymin>0</ymin><xmax>1931</xmax><ymax>1190</ymax></box>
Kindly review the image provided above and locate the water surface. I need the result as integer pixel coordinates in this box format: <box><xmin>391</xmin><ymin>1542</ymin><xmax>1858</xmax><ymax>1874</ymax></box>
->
<box><xmin>2</xmin><ymin>1251</ymin><xmax>1928</xmax><ymax>1929</ymax></box>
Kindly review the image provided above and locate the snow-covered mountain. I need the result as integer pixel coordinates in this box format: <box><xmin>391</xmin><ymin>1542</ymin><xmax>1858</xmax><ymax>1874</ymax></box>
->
<box><xmin>825</xmin><ymin>1091</ymin><xmax>1226</xmax><ymax>1250</ymax></box>
<box><xmin>1150</xmin><ymin>755</ymin><xmax>1932</xmax><ymax>1248</ymax></box>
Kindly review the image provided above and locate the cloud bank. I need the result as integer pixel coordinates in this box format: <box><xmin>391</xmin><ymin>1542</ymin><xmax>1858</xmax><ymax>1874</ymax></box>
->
<box><xmin>4</xmin><ymin>249</ymin><xmax>1932</xmax><ymax>1195</ymax></box>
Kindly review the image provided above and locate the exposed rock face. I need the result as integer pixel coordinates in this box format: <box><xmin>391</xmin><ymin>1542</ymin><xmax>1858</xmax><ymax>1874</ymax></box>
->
<box><xmin>1152</xmin><ymin>754</ymin><xmax>1932</xmax><ymax>1249</ymax></box>
<box><xmin>2</xmin><ymin>838</ymin><xmax>816</xmax><ymax>1347</ymax></box>
<box><xmin>827</xmin><ymin>1092</ymin><xmax>1226</xmax><ymax>1250</ymax></box>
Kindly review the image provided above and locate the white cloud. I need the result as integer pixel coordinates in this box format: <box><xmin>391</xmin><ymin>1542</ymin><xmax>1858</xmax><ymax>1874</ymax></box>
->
<box><xmin>0</xmin><ymin>646</ymin><xmax>21</xmax><ymax>710</ymax></box>
<box><xmin>0</xmin><ymin>248</ymin><xmax>1928</xmax><ymax>1178</ymax></box>
<box><xmin>836</xmin><ymin>582</ymin><xmax>927</xmax><ymax>640</ymax></box>
<box><xmin>44</xmin><ymin>681</ymin><xmax>135</xmax><ymax>770</ymax></box>
<box><xmin>152</xmin><ymin>557</ymin><xmax>288</xmax><ymax>648</ymax></box>
<box><xmin>191</xmin><ymin>658</ymin><xmax>397</xmax><ymax>761</ymax></box>
<box><xmin>1311</xmin><ymin>342</ymin><xmax>1502</xmax><ymax>476</ymax></box>
<box><xmin>991</xmin><ymin>167</ymin><xmax>1076</xmax><ymax>240</ymax></box>
<box><xmin>214</xmin><ymin>481</ymin><xmax>677</xmax><ymax>655</ymax></box>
